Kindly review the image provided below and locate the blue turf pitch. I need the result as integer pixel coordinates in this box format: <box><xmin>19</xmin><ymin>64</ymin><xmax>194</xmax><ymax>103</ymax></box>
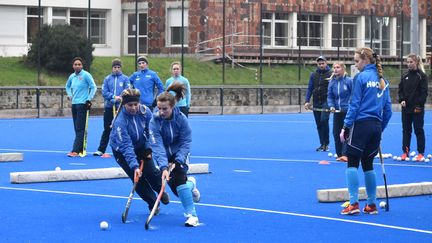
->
<box><xmin>0</xmin><ymin>112</ymin><xmax>431</xmax><ymax>242</ymax></box>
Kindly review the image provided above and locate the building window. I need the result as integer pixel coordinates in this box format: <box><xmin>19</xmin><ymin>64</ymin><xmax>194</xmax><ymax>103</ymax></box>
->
<box><xmin>167</xmin><ymin>8</ymin><xmax>188</xmax><ymax>46</ymax></box>
<box><xmin>52</xmin><ymin>8</ymin><xmax>67</xmax><ymax>25</ymax></box>
<box><xmin>27</xmin><ymin>7</ymin><xmax>44</xmax><ymax>43</ymax></box>
<box><xmin>127</xmin><ymin>13</ymin><xmax>147</xmax><ymax>54</ymax></box>
<box><xmin>298</xmin><ymin>14</ymin><xmax>323</xmax><ymax>47</ymax></box>
<box><xmin>69</xmin><ymin>10</ymin><xmax>107</xmax><ymax>44</ymax></box>
<box><xmin>365</xmin><ymin>16</ymin><xmax>391</xmax><ymax>55</ymax></box>
<box><xmin>262</xmin><ymin>12</ymin><xmax>289</xmax><ymax>47</ymax></box>
<box><xmin>395</xmin><ymin>18</ymin><xmax>412</xmax><ymax>57</ymax></box>
<box><xmin>332</xmin><ymin>16</ymin><xmax>357</xmax><ymax>48</ymax></box>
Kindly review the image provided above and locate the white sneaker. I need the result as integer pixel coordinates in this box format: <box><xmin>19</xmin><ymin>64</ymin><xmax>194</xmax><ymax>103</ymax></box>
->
<box><xmin>184</xmin><ymin>214</ymin><xmax>199</xmax><ymax>227</ymax></box>
<box><xmin>188</xmin><ymin>177</ymin><xmax>201</xmax><ymax>203</ymax></box>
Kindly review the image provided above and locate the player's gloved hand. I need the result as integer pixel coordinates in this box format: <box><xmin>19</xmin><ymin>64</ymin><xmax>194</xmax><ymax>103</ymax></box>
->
<box><xmin>145</xmin><ymin>148</ymin><xmax>152</xmax><ymax>160</ymax></box>
<box><xmin>340</xmin><ymin>127</ymin><xmax>350</xmax><ymax>143</ymax></box>
<box><xmin>134</xmin><ymin>168</ymin><xmax>142</xmax><ymax>183</ymax></box>
<box><xmin>162</xmin><ymin>169</ymin><xmax>170</xmax><ymax>181</ymax></box>
<box><xmin>85</xmin><ymin>100</ymin><xmax>92</xmax><ymax>110</ymax></box>
<box><xmin>304</xmin><ymin>102</ymin><xmax>310</xmax><ymax>110</ymax></box>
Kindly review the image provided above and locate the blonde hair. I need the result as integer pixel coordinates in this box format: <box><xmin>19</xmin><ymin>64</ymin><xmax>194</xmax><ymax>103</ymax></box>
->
<box><xmin>406</xmin><ymin>53</ymin><xmax>425</xmax><ymax>73</ymax></box>
<box><xmin>326</xmin><ymin>61</ymin><xmax>348</xmax><ymax>80</ymax></box>
<box><xmin>355</xmin><ymin>47</ymin><xmax>385</xmax><ymax>90</ymax></box>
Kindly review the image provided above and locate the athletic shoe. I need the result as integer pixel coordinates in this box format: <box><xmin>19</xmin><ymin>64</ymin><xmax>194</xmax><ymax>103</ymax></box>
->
<box><xmin>188</xmin><ymin>177</ymin><xmax>201</xmax><ymax>203</ymax></box>
<box><xmin>416</xmin><ymin>153</ymin><xmax>424</xmax><ymax>162</ymax></box>
<box><xmin>363</xmin><ymin>204</ymin><xmax>378</xmax><ymax>214</ymax></box>
<box><xmin>340</xmin><ymin>202</ymin><xmax>360</xmax><ymax>215</ymax></box>
<box><xmin>338</xmin><ymin>156</ymin><xmax>348</xmax><ymax>162</ymax></box>
<box><xmin>101</xmin><ymin>153</ymin><xmax>112</xmax><ymax>158</ymax></box>
<box><xmin>93</xmin><ymin>151</ymin><xmax>103</xmax><ymax>156</ymax></box>
<box><xmin>67</xmin><ymin>152</ymin><xmax>79</xmax><ymax>157</ymax></box>
<box><xmin>184</xmin><ymin>214</ymin><xmax>199</xmax><ymax>227</ymax></box>
<box><xmin>400</xmin><ymin>153</ymin><xmax>408</xmax><ymax>161</ymax></box>
<box><xmin>161</xmin><ymin>192</ymin><xmax>170</xmax><ymax>205</ymax></box>
<box><xmin>323</xmin><ymin>145</ymin><xmax>329</xmax><ymax>152</ymax></box>
<box><xmin>316</xmin><ymin>145</ymin><xmax>324</xmax><ymax>151</ymax></box>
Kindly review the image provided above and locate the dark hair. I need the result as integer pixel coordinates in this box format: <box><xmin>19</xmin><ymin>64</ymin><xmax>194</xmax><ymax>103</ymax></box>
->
<box><xmin>72</xmin><ymin>57</ymin><xmax>84</xmax><ymax>65</ymax></box>
<box><xmin>121</xmin><ymin>88</ymin><xmax>141</xmax><ymax>105</ymax></box>
<box><xmin>157</xmin><ymin>82</ymin><xmax>186</xmax><ymax>107</ymax></box>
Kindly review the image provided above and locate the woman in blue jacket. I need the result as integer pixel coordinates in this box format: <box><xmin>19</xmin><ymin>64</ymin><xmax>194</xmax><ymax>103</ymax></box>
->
<box><xmin>340</xmin><ymin>47</ymin><xmax>392</xmax><ymax>215</ymax></box>
<box><xmin>150</xmin><ymin>82</ymin><xmax>201</xmax><ymax>227</ymax></box>
<box><xmin>65</xmin><ymin>57</ymin><xmax>96</xmax><ymax>157</ymax></box>
<box><xmin>110</xmin><ymin>88</ymin><xmax>169</xmax><ymax>214</ymax></box>
<box><xmin>94</xmin><ymin>58</ymin><xmax>130</xmax><ymax>157</ymax></box>
<box><xmin>327</xmin><ymin>62</ymin><xmax>353</xmax><ymax>162</ymax></box>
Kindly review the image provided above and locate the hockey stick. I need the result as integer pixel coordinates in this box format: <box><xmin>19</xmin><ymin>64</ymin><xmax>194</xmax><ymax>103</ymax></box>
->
<box><xmin>145</xmin><ymin>164</ymin><xmax>173</xmax><ymax>230</ymax></box>
<box><xmin>378</xmin><ymin>146</ymin><xmax>390</xmax><ymax>211</ymax></box>
<box><xmin>312</xmin><ymin>108</ymin><xmax>342</xmax><ymax>113</ymax></box>
<box><xmin>79</xmin><ymin>109</ymin><xmax>90</xmax><ymax>157</ymax></box>
<box><xmin>121</xmin><ymin>160</ymin><xmax>145</xmax><ymax>223</ymax></box>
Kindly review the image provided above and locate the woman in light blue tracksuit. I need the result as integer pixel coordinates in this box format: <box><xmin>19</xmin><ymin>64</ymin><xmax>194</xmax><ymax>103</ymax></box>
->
<box><xmin>165</xmin><ymin>61</ymin><xmax>191</xmax><ymax>117</ymax></box>
<box><xmin>327</xmin><ymin>62</ymin><xmax>353</xmax><ymax>161</ymax></box>
<box><xmin>65</xmin><ymin>57</ymin><xmax>96</xmax><ymax>157</ymax></box>
<box><xmin>110</xmin><ymin>88</ymin><xmax>169</xmax><ymax>213</ymax></box>
<box><xmin>150</xmin><ymin>82</ymin><xmax>200</xmax><ymax>227</ymax></box>
<box><xmin>340</xmin><ymin>47</ymin><xmax>392</xmax><ymax>215</ymax></box>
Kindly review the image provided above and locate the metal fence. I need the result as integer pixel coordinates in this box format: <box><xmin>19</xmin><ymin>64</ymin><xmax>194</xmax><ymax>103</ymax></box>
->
<box><xmin>2</xmin><ymin>85</ymin><xmax>432</xmax><ymax>118</ymax></box>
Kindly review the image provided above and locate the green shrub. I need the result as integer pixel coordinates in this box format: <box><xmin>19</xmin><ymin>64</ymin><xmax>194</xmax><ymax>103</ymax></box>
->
<box><xmin>27</xmin><ymin>24</ymin><xmax>94</xmax><ymax>73</ymax></box>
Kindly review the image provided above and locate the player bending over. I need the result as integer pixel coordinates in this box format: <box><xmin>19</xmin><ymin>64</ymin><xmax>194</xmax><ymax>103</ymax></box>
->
<box><xmin>110</xmin><ymin>88</ymin><xmax>169</xmax><ymax>214</ymax></box>
<box><xmin>149</xmin><ymin>82</ymin><xmax>201</xmax><ymax>227</ymax></box>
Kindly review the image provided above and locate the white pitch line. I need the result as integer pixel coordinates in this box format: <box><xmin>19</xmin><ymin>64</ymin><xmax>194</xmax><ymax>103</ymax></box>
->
<box><xmin>233</xmin><ymin>170</ymin><xmax>251</xmax><ymax>173</ymax></box>
<box><xmin>1</xmin><ymin>148</ymin><xmax>432</xmax><ymax>168</ymax></box>
<box><xmin>69</xmin><ymin>163</ymin><xmax>87</xmax><ymax>166</ymax></box>
<box><xmin>0</xmin><ymin>186</ymin><xmax>431</xmax><ymax>235</ymax></box>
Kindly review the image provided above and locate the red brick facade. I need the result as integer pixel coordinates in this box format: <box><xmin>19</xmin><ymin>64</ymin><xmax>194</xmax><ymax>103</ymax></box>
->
<box><xmin>122</xmin><ymin>0</ymin><xmax>431</xmax><ymax>56</ymax></box>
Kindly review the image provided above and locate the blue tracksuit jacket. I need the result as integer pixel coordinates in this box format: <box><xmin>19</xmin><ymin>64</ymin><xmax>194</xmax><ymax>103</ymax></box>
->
<box><xmin>102</xmin><ymin>71</ymin><xmax>130</xmax><ymax>108</ymax></box>
<box><xmin>149</xmin><ymin>107</ymin><xmax>192</xmax><ymax>171</ymax></box>
<box><xmin>344</xmin><ymin>64</ymin><xmax>392</xmax><ymax>129</ymax></box>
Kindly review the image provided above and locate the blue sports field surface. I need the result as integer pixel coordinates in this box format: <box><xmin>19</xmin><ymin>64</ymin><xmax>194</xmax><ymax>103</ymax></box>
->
<box><xmin>0</xmin><ymin>112</ymin><xmax>431</xmax><ymax>242</ymax></box>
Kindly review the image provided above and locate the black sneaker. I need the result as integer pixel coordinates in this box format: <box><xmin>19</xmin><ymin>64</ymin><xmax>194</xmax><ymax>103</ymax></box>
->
<box><xmin>316</xmin><ymin>145</ymin><xmax>324</xmax><ymax>152</ymax></box>
<box><xmin>323</xmin><ymin>145</ymin><xmax>329</xmax><ymax>152</ymax></box>
<box><xmin>161</xmin><ymin>192</ymin><xmax>170</xmax><ymax>205</ymax></box>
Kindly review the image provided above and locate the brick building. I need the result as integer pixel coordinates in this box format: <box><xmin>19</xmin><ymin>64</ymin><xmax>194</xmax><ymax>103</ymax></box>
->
<box><xmin>1</xmin><ymin>0</ymin><xmax>431</xmax><ymax>62</ymax></box>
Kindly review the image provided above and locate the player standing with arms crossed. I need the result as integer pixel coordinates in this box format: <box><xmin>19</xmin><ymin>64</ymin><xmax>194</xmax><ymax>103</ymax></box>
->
<box><xmin>149</xmin><ymin>82</ymin><xmax>201</xmax><ymax>227</ymax></box>
<box><xmin>340</xmin><ymin>47</ymin><xmax>392</xmax><ymax>215</ymax></box>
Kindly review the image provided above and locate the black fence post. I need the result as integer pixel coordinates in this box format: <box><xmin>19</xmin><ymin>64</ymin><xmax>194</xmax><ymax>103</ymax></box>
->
<box><xmin>220</xmin><ymin>87</ymin><xmax>224</xmax><ymax>115</ymax></box>
<box><xmin>36</xmin><ymin>88</ymin><xmax>40</xmax><ymax>118</ymax></box>
<box><xmin>298</xmin><ymin>88</ymin><xmax>302</xmax><ymax>113</ymax></box>
<box><xmin>16</xmin><ymin>89</ymin><xmax>19</xmax><ymax>109</ymax></box>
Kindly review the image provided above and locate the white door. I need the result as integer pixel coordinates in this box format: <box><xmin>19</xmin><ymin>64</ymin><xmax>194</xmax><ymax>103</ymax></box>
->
<box><xmin>124</xmin><ymin>12</ymin><xmax>148</xmax><ymax>55</ymax></box>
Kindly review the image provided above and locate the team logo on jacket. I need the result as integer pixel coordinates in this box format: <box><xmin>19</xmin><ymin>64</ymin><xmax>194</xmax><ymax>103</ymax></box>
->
<box><xmin>119</xmin><ymin>82</ymin><xmax>123</xmax><ymax>87</ymax></box>
<box><xmin>366</xmin><ymin>81</ymin><xmax>380</xmax><ymax>89</ymax></box>
<box><xmin>146</xmin><ymin>75</ymin><xmax>151</xmax><ymax>78</ymax></box>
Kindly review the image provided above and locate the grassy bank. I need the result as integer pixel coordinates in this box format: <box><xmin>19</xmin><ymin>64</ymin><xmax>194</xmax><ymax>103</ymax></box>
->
<box><xmin>0</xmin><ymin>56</ymin><xmax>407</xmax><ymax>86</ymax></box>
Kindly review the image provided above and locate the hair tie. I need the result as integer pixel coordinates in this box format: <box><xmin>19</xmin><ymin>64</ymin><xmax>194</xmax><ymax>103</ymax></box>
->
<box><xmin>372</xmin><ymin>53</ymin><xmax>377</xmax><ymax>58</ymax></box>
